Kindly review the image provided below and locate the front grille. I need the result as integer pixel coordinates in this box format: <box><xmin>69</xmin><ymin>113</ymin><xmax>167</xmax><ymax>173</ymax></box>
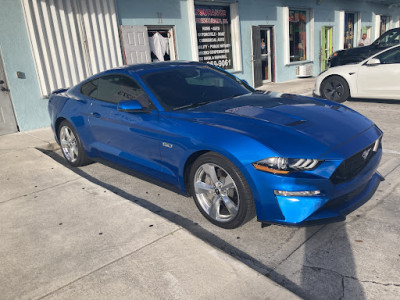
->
<box><xmin>330</xmin><ymin>140</ymin><xmax>380</xmax><ymax>185</ymax></box>
<box><xmin>323</xmin><ymin>182</ymin><xmax>367</xmax><ymax>210</ymax></box>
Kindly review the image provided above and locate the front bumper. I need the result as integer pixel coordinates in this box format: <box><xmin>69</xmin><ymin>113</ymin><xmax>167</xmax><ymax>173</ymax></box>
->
<box><xmin>248</xmin><ymin>128</ymin><xmax>383</xmax><ymax>225</ymax></box>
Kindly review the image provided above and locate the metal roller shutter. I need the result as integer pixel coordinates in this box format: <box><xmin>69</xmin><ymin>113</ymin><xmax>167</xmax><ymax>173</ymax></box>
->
<box><xmin>22</xmin><ymin>0</ymin><xmax>123</xmax><ymax>97</ymax></box>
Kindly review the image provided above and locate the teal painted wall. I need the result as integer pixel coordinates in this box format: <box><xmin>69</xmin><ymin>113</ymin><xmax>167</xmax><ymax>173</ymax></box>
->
<box><xmin>1</xmin><ymin>0</ymin><xmax>399</xmax><ymax>131</ymax></box>
<box><xmin>116</xmin><ymin>0</ymin><xmax>194</xmax><ymax>62</ymax></box>
<box><xmin>236</xmin><ymin>0</ymin><xmax>400</xmax><ymax>84</ymax></box>
<box><xmin>0</xmin><ymin>0</ymin><xmax>49</xmax><ymax>131</ymax></box>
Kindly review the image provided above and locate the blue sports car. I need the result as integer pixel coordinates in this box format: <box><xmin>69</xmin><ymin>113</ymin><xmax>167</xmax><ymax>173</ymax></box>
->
<box><xmin>48</xmin><ymin>62</ymin><xmax>383</xmax><ymax>229</ymax></box>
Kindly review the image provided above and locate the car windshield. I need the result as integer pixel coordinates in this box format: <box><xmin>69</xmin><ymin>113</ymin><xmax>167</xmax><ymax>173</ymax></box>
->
<box><xmin>141</xmin><ymin>65</ymin><xmax>253</xmax><ymax>110</ymax></box>
<box><xmin>373</xmin><ymin>29</ymin><xmax>400</xmax><ymax>47</ymax></box>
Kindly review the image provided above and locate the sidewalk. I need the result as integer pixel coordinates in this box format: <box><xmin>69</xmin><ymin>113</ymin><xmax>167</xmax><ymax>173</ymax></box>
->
<box><xmin>0</xmin><ymin>128</ymin><xmax>299</xmax><ymax>299</ymax></box>
<box><xmin>258</xmin><ymin>77</ymin><xmax>315</xmax><ymax>96</ymax></box>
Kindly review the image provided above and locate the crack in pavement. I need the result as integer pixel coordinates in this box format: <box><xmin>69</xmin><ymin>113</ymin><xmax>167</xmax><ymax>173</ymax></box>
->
<box><xmin>303</xmin><ymin>265</ymin><xmax>400</xmax><ymax>290</ymax></box>
<box><xmin>339</xmin><ymin>276</ymin><xmax>345</xmax><ymax>300</ymax></box>
<box><xmin>267</xmin><ymin>225</ymin><xmax>327</xmax><ymax>275</ymax></box>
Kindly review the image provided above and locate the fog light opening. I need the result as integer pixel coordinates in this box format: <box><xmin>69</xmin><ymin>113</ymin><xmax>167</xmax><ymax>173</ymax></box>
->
<box><xmin>274</xmin><ymin>190</ymin><xmax>321</xmax><ymax>197</ymax></box>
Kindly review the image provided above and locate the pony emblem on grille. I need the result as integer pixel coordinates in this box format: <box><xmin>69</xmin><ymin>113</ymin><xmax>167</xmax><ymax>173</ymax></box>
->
<box><xmin>362</xmin><ymin>148</ymin><xmax>372</xmax><ymax>160</ymax></box>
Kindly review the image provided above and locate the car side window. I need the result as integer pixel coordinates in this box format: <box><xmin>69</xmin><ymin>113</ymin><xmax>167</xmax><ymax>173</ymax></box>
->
<box><xmin>81</xmin><ymin>79</ymin><xmax>98</xmax><ymax>98</ymax></box>
<box><xmin>94</xmin><ymin>75</ymin><xmax>153</xmax><ymax>108</ymax></box>
<box><xmin>377</xmin><ymin>47</ymin><xmax>400</xmax><ymax>64</ymax></box>
<box><xmin>376</xmin><ymin>31</ymin><xmax>400</xmax><ymax>47</ymax></box>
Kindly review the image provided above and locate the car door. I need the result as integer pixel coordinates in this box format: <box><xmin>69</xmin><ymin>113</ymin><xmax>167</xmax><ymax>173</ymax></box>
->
<box><xmin>356</xmin><ymin>46</ymin><xmax>400</xmax><ymax>99</ymax></box>
<box><xmin>86</xmin><ymin>74</ymin><xmax>163</xmax><ymax>176</ymax></box>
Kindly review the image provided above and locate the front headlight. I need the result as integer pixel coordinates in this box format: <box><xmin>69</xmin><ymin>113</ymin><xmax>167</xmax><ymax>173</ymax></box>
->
<box><xmin>252</xmin><ymin>157</ymin><xmax>321</xmax><ymax>174</ymax></box>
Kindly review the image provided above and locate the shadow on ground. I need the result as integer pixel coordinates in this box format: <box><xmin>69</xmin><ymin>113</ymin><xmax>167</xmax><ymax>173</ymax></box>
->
<box><xmin>40</xmin><ymin>147</ymin><xmax>379</xmax><ymax>299</ymax></box>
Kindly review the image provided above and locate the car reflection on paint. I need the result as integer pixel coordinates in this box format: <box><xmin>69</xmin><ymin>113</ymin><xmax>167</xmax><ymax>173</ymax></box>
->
<box><xmin>48</xmin><ymin>62</ymin><xmax>382</xmax><ymax>228</ymax></box>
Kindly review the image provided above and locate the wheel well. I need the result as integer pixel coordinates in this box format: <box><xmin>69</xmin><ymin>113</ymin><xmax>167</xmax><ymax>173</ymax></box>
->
<box><xmin>183</xmin><ymin>150</ymin><xmax>210</xmax><ymax>196</ymax></box>
<box><xmin>54</xmin><ymin>117</ymin><xmax>67</xmax><ymax>142</ymax></box>
<box><xmin>320</xmin><ymin>74</ymin><xmax>351</xmax><ymax>97</ymax></box>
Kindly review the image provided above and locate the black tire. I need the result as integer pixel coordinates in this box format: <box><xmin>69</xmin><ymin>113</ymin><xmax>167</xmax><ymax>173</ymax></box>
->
<box><xmin>321</xmin><ymin>75</ymin><xmax>350</xmax><ymax>103</ymax></box>
<box><xmin>189</xmin><ymin>152</ymin><xmax>255</xmax><ymax>229</ymax></box>
<box><xmin>58</xmin><ymin>120</ymin><xmax>90</xmax><ymax>167</ymax></box>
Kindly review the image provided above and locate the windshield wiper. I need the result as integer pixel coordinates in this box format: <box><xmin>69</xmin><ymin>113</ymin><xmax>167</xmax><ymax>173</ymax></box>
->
<box><xmin>173</xmin><ymin>101</ymin><xmax>213</xmax><ymax>111</ymax></box>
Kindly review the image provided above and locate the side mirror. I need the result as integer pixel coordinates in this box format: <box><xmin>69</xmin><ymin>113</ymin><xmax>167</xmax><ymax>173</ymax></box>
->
<box><xmin>117</xmin><ymin>100</ymin><xmax>147</xmax><ymax>112</ymax></box>
<box><xmin>366</xmin><ymin>58</ymin><xmax>381</xmax><ymax>66</ymax></box>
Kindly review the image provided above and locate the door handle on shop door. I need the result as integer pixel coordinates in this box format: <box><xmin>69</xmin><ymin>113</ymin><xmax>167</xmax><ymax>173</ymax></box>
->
<box><xmin>91</xmin><ymin>112</ymin><xmax>101</xmax><ymax>118</ymax></box>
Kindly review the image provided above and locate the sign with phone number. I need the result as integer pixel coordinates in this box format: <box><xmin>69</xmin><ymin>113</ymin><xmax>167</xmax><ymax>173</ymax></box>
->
<box><xmin>195</xmin><ymin>5</ymin><xmax>233</xmax><ymax>70</ymax></box>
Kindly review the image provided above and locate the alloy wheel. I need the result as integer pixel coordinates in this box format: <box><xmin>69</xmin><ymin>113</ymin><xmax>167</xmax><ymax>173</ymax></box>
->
<box><xmin>60</xmin><ymin>125</ymin><xmax>79</xmax><ymax>163</ymax></box>
<box><xmin>194</xmin><ymin>163</ymin><xmax>239</xmax><ymax>223</ymax></box>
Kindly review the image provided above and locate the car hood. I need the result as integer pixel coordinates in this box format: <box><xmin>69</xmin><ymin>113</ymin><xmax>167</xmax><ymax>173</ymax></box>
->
<box><xmin>169</xmin><ymin>93</ymin><xmax>375</xmax><ymax>158</ymax></box>
<box><xmin>336</xmin><ymin>45</ymin><xmax>375</xmax><ymax>56</ymax></box>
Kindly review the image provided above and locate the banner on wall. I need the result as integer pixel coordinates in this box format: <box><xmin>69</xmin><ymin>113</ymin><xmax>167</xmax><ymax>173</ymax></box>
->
<box><xmin>195</xmin><ymin>5</ymin><xmax>233</xmax><ymax>69</ymax></box>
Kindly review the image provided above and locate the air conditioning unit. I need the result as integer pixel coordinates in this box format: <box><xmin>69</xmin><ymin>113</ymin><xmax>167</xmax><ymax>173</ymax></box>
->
<box><xmin>296</xmin><ymin>64</ymin><xmax>313</xmax><ymax>78</ymax></box>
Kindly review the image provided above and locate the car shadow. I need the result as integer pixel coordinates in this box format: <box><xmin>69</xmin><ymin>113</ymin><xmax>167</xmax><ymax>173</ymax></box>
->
<box><xmin>268</xmin><ymin>174</ymin><xmax>380</xmax><ymax>299</ymax></box>
<box><xmin>273</xmin><ymin>224</ymin><xmax>367</xmax><ymax>299</ymax></box>
<box><xmin>39</xmin><ymin>147</ymin><xmax>380</xmax><ymax>298</ymax></box>
<box><xmin>38</xmin><ymin>148</ymin><xmax>305</xmax><ymax>292</ymax></box>
<box><xmin>348</xmin><ymin>98</ymin><xmax>400</xmax><ymax>105</ymax></box>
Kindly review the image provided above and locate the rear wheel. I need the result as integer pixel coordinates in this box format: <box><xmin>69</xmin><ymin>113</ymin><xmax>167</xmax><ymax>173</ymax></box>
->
<box><xmin>321</xmin><ymin>75</ymin><xmax>350</xmax><ymax>103</ymax></box>
<box><xmin>58</xmin><ymin>120</ymin><xmax>90</xmax><ymax>167</ymax></box>
<box><xmin>190</xmin><ymin>152</ymin><xmax>255</xmax><ymax>229</ymax></box>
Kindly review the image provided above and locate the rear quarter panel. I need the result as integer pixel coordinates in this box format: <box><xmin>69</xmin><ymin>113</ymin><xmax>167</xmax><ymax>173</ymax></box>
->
<box><xmin>48</xmin><ymin>92</ymin><xmax>93</xmax><ymax>150</ymax></box>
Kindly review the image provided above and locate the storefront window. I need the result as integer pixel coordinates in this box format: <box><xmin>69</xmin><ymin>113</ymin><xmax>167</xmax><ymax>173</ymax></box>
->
<box><xmin>195</xmin><ymin>5</ymin><xmax>233</xmax><ymax>69</ymax></box>
<box><xmin>289</xmin><ymin>9</ymin><xmax>307</xmax><ymax>62</ymax></box>
<box><xmin>344</xmin><ymin>12</ymin><xmax>355</xmax><ymax>49</ymax></box>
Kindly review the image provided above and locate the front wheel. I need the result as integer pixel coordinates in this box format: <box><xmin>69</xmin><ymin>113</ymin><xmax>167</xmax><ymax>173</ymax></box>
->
<box><xmin>189</xmin><ymin>152</ymin><xmax>255</xmax><ymax>229</ymax></box>
<box><xmin>320</xmin><ymin>75</ymin><xmax>350</xmax><ymax>103</ymax></box>
<box><xmin>58</xmin><ymin>120</ymin><xmax>90</xmax><ymax>167</ymax></box>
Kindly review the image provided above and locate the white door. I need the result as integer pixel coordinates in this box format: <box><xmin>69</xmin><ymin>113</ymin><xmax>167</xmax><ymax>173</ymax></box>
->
<box><xmin>120</xmin><ymin>26</ymin><xmax>151</xmax><ymax>65</ymax></box>
<box><xmin>357</xmin><ymin>46</ymin><xmax>400</xmax><ymax>99</ymax></box>
<box><xmin>0</xmin><ymin>50</ymin><xmax>18</xmax><ymax>135</ymax></box>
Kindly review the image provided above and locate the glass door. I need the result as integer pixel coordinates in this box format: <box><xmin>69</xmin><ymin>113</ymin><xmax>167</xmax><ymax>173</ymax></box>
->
<box><xmin>260</xmin><ymin>28</ymin><xmax>272</xmax><ymax>82</ymax></box>
<box><xmin>252</xmin><ymin>26</ymin><xmax>274</xmax><ymax>87</ymax></box>
<box><xmin>344</xmin><ymin>12</ymin><xmax>355</xmax><ymax>49</ymax></box>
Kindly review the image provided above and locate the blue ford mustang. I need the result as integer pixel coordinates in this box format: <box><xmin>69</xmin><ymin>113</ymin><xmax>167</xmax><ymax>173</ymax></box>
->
<box><xmin>48</xmin><ymin>61</ymin><xmax>383</xmax><ymax>229</ymax></box>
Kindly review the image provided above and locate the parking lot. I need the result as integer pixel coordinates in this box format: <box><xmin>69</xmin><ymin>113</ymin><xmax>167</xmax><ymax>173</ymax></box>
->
<box><xmin>44</xmin><ymin>98</ymin><xmax>400</xmax><ymax>299</ymax></box>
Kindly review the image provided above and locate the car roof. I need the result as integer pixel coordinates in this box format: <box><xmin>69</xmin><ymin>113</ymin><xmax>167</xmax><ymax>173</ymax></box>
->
<box><xmin>383</xmin><ymin>27</ymin><xmax>400</xmax><ymax>33</ymax></box>
<box><xmin>70</xmin><ymin>61</ymin><xmax>215</xmax><ymax>90</ymax></box>
<box><xmin>114</xmin><ymin>61</ymin><xmax>207</xmax><ymax>73</ymax></box>
<box><xmin>370</xmin><ymin>43</ymin><xmax>400</xmax><ymax>57</ymax></box>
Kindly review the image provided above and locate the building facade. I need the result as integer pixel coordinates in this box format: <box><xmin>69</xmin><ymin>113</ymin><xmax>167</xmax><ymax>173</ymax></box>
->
<box><xmin>1</xmin><ymin>0</ymin><xmax>399</xmax><ymax>133</ymax></box>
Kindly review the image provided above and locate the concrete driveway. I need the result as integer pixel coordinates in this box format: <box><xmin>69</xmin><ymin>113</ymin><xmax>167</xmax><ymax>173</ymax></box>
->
<box><xmin>42</xmin><ymin>98</ymin><xmax>400</xmax><ymax>299</ymax></box>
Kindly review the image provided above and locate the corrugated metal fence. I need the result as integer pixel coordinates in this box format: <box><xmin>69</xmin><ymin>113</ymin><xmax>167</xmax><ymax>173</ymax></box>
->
<box><xmin>22</xmin><ymin>0</ymin><xmax>123</xmax><ymax>96</ymax></box>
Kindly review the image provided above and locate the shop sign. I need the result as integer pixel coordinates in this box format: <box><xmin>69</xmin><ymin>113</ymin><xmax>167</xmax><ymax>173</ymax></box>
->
<box><xmin>195</xmin><ymin>5</ymin><xmax>233</xmax><ymax>69</ymax></box>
